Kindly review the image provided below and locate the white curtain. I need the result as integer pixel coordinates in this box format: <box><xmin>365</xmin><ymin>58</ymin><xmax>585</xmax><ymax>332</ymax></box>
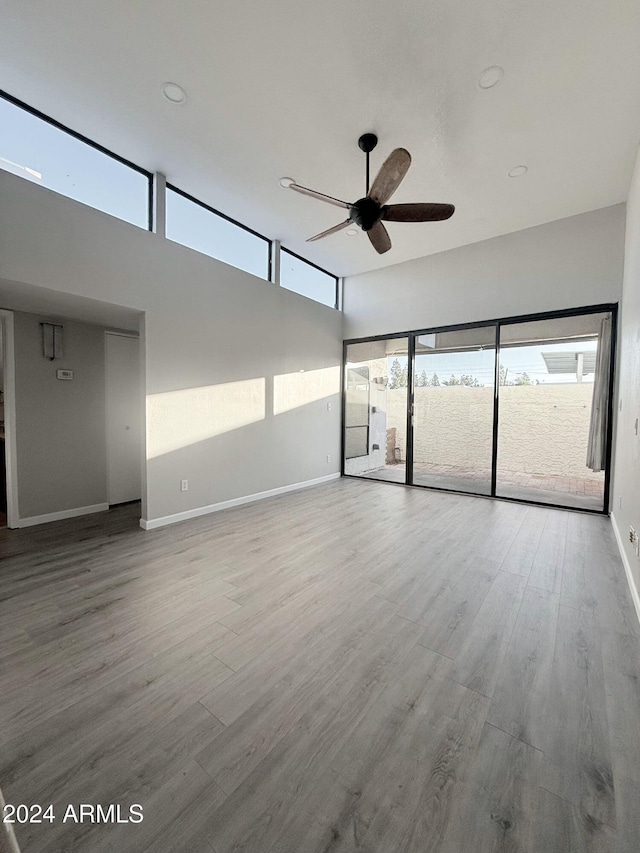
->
<box><xmin>586</xmin><ymin>315</ymin><xmax>612</xmax><ymax>472</ymax></box>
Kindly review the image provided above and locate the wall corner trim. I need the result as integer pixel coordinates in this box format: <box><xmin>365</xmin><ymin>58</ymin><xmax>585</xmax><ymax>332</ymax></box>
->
<box><xmin>611</xmin><ymin>512</ymin><xmax>640</xmax><ymax>627</ymax></box>
<box><xmin>139</xmin><ymin>473</ymin><xmax>341</xmax><ymax>531</ymax></box>
<box><xmin>18</xmin><ymin>503</ymin><xmax>109</xmax><ymax>528</ymax></box>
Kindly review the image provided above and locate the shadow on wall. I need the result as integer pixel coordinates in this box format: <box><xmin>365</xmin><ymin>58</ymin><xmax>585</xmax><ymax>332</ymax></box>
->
<box><xmin>146</xmin><ymin>366</ymin><xmax>340</xmax><ymax>460</ymax></box>
<box><xmin>144</xmin><ymin>365</ymin><xmax>341</xmax><ymax>519</ymax></box>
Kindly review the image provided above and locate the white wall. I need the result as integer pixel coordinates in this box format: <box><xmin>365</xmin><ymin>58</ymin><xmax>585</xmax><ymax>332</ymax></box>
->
<box><xmin>612</xmin><ymin>147</ymin><xmax>640</xmax><ymax>594</ymax></box>
<box><xmin>343</xmin><ymin>205</ymin><xmax>625</xmax><ymax>339</ymax></box>
<box><xmin>0</xmin><ymin>171</ymin><xmax>343</xmax><ymax>526</ymax></box>
<box><xmin>13</xmin><ymin>312</ymin><xmax>108</xmax><ymax>519</ymax></box>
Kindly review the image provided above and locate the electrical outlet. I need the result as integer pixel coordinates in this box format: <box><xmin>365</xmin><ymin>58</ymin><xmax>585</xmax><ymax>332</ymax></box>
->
<box><xmin>629</xmin><ymin>526</ymin><xmax>636</xmax><ymax>544</ymax></box>
<box><xmin>181</xmin><ymin>479</ymin><xmax>188</xmax><ymax>492</ymax></box>
<box><xmin>326</xmin><ymin>454</ymin><xmax>331</xmax><ymax>463</ymax></box>
<box><xmin>326</xmin><ymin>402</ymin><xmax>332</xmax><ymax>411</ymax></box>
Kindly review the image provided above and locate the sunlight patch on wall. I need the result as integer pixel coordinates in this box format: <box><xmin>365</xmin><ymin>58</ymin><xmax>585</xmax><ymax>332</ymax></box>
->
<box><xmin>274</xmin><ymin>365</ymin><xmax>340</xmax><ymax>415</ymax></box>
<box><xmin>147</xmin><ymin>378</ymin><xmax>265</xmax><ymax>459</ymax></box>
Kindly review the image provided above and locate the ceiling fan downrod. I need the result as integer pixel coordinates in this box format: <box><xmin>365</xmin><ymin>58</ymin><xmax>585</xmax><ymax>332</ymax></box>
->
<box><xmin>358</xmin><ymin>133</ymin><xmax>378</xmax><ymax>195</ymax></box>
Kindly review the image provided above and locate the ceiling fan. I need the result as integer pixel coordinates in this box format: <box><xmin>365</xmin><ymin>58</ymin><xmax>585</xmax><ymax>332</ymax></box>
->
<box><xmin>282</xmin><ymin>133</ymin><xmax>455</xmax><ymax>254</ymax></box>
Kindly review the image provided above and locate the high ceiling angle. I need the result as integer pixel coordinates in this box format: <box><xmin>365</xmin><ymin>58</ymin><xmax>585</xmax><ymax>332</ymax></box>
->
<box><xmin>1</xmin><ymin>1</ymin><xmax>640</xmax><ymax>276</ymax></box>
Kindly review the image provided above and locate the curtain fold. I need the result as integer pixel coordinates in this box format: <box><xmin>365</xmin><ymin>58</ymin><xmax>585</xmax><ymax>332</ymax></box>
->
<box><xmin>586</xmin><ymin>314</ymin><xmax>612</xmax><ymax>472</ymax></box>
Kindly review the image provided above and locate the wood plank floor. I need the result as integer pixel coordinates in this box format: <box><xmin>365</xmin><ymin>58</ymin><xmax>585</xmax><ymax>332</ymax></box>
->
<box><xmin>1</xmin><ymin>479</ymin><xmax>639</xmax><ymax>852</ymax></box>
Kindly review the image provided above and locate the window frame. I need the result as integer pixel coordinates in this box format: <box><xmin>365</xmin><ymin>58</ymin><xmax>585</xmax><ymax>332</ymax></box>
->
<box><xmin>280</xmin><ymin>246</ymin><xmax>339</xmax><ymax>309</ymax></box>
<box><xmin>166</xmin><ymin>183</ymin><xmax>272</xmax><ymax>281</ymax></box>
<box><xmin>0</xmin><ymin>90</ymin><xmax>154</xmax><ymax>230</ymax></box>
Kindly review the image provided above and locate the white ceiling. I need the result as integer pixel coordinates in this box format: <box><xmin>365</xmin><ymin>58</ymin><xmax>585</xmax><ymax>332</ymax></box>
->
<box><xmin>2</xmin><ymin>1</ymin><xmax>640</xmax><ymax>278</ymax></box>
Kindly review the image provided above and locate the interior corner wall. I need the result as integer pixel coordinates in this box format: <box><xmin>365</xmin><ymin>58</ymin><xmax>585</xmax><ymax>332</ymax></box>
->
<box><xmin>343</xmin><ymin>204</ymin><xmax>625</xmax><ymax>339</ymax></box>
<box><xmin>0</xmin><ymin>170</ymin><xmax>343</xmax><ymax>526</ymax></box>
<box><xmin>13</xmin><ymin>311</ymin><xmax>108</xmax><ymax>519</ymax></box>
<box><xmin>612</xmin><ymin>146</ymin><xmax>640</xmax><ymax>594</ymax></box>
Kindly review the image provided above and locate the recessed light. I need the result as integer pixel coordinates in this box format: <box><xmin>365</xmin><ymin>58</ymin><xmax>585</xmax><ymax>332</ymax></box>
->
<box><xmin>346</xmin><ymin>228</ymin><xmax>358</xmax><ymax>236</ymax></box>
<box><xmin>508</xmin><ymin>165</ymin><xmax>528</xmax><ymax>178</ymax></box>
<box><xmin>161</xmin><ymin>82</ymin><xmax>187</xmax><ymax>104</ymax></box>
<box><xmin>478</xmin><ymin>66</ymin><xmax>504</xmax><ymax>89</ymax></box>
<box><xmin>278</xmin><ymin>177</ymin><xmax>295</xmax><ymax>188</ymax></box>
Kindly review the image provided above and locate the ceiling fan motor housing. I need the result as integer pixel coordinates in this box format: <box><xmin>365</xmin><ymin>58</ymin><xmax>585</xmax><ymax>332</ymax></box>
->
<box><xmin>358</xmin><ymin>133</ymin><xmax>378</xmax><ymax>153</ymax></box>
<box><xmin>350</xmin><ymin>196</ymin><xmax>382</xmax><ymax>231</ymax></box>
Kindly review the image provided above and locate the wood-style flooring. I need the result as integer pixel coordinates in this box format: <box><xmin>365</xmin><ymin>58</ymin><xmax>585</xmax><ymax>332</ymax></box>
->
<box><xmin>1</xmin><ymin>479</ymin><xmax>639</xmax><ymax>852</ymax></box>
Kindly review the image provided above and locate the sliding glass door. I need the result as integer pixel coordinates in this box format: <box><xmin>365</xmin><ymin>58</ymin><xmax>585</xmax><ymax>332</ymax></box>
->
<box><xmin>343</xmin><ymin>305</ymin><xmax>615</xmax><ymax>513</ymax></box>
<box><xmin>344</xmin><ymin>338</ymin><xmax>409</xmax><ymax>483</ymax></box>
<box><xmin>495</xmin><ymin>311</ymin><xmax>611</xmax><ymax>511</ymax></box>
<box><xmin>412</xmin><ymin>326</ymin><xmax>496</xmax><ymax>495</ymax></box>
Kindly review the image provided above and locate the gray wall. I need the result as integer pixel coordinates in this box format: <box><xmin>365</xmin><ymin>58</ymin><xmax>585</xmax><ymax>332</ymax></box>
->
<box><xmin>14</xmin><ymin>312</ymin><xmax>108</xmax><ymax>518</ymax></box>
<box><xmin>612</xmin><ymin>146</ymin><xmax>640</xmax><ymax>588</ymax></box>
<box><xmin>0</xmin><ymin>170</ymin><xmax>343</xmax><ymax>525</ymax></box>
<box><xmin>343</xmin><ymin>205</ymin><xmax>625</xmax><ymax>339</ymax></box>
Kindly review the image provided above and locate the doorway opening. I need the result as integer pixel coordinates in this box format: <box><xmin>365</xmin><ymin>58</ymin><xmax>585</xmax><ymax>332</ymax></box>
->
<box><xmin>105</xmin><ymin>332</ymin><xmax>143</xmax><ymax>508</ymax></box>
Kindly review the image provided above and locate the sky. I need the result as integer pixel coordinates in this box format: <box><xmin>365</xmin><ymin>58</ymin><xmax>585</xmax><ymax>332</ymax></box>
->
<box><xmin>388</xmin><ymin>339</ymin><xmax>599</xmax><ymax>385</ymax></box>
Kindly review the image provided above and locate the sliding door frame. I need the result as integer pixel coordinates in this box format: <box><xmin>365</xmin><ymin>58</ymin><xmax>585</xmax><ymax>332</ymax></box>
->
<box><xmin>490</xmin><ymin>322</ymin><xmax>501</xmax><ymax>497</ymax></box>
<box><xmin>406</xmin><ymin>334</ymin><xmax>416</xmax><ymax>486</ymax></box>
<box><xmin>342</xmin><ymin>302</ymin><xmax>618</xmax><ymax>515</ymax></box>
<box><xmin>408</xmin><ymin>321</ymin><xmax>498</xmax><ymax>499</ymax></box>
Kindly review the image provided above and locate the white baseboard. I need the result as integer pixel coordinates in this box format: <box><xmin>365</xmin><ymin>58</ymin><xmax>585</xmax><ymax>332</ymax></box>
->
<box><xmin>18</xmin><ymin>503</ymin><xmax>109</xmax><ymax>528</ymax></box>
<box><xmin>140</xmin><ymin>473</ymin><xmax>341</xmax><ymax>531</ymax></box>
<box><xmin>611</xmin><ymin>512</ymin><xmax>640</xmax><ymax>627</ymax></box>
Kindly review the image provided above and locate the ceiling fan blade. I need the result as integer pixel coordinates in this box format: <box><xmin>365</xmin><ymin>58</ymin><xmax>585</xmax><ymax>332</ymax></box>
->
<box><xmin>288</xmin><ymin>182</ymin><xmax>351</xmax><ymax>209</ymax></box>
<box><xmin>306</xmin><ymin>220</ymin><xmax>351</xmax><ymax>242</ymax></box>
<box><xmin>382</xmin><ymin>202</ymin><xmax>455</xmax><ymax>222</ymax></box>
<box><xmin>368</xmin><ymin>148</ymin><xmax>411</xmax><ymax>205</ymax></box>
<box><xmin>367</xmin><ymin>221</ymin><xmax>392</xmax><ymax>254</ymax></box>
